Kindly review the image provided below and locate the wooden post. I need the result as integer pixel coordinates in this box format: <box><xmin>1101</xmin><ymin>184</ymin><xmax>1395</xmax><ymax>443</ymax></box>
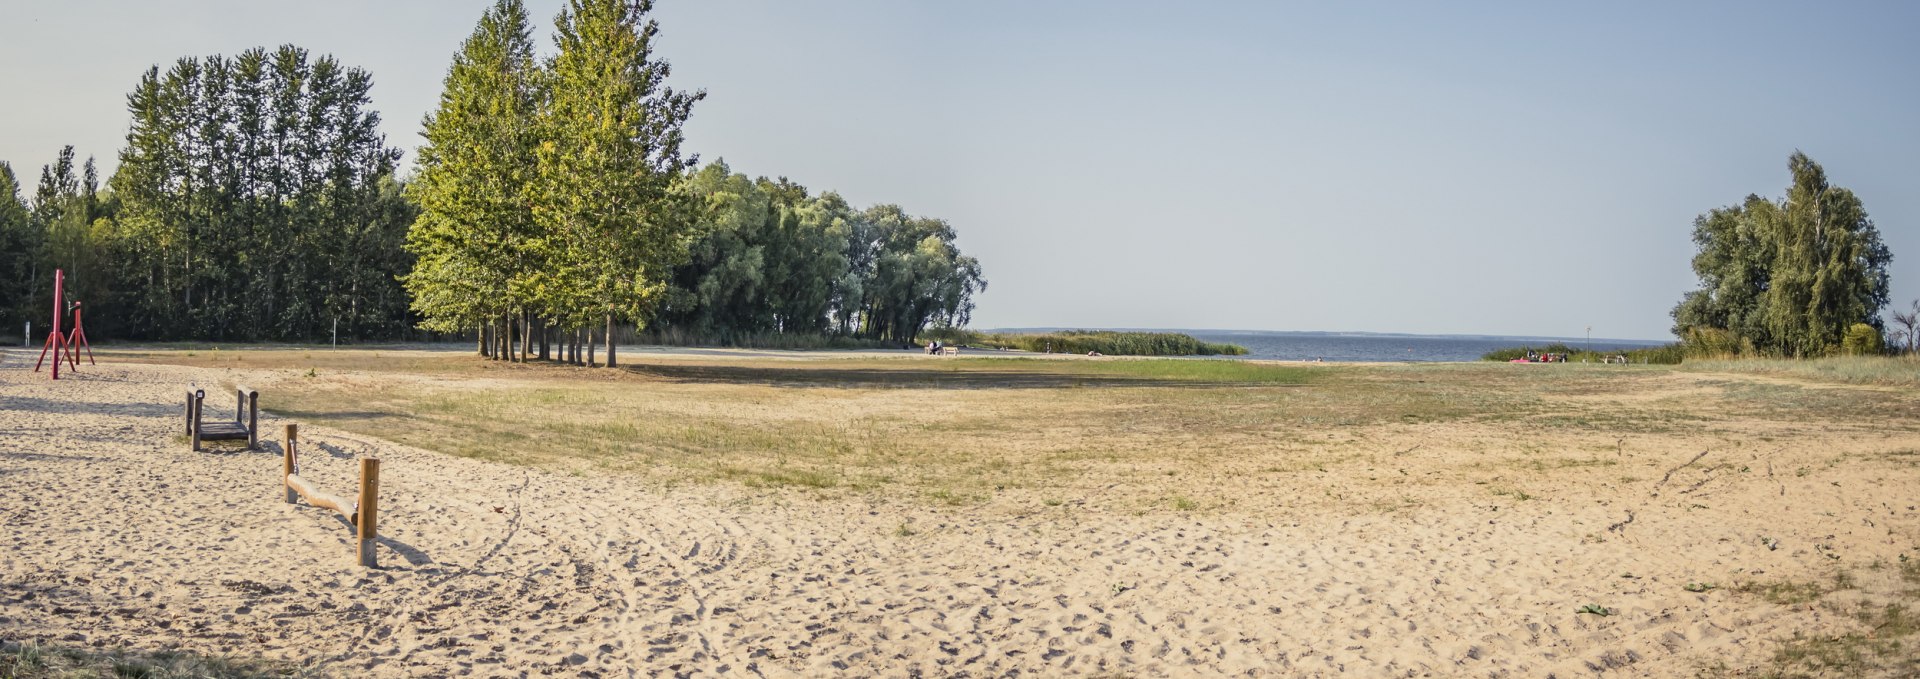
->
<box><xmin>189</xmin><ymin>390</ymin><xmax>204</xmax><ymax>451</ymax></box>
<box><xmin>283</xmin><ymin>424</ymin><xmax>298</xmax><ymax>504</ymax></box>
<box><xmin>358</xmin><ymin>458</ymin><xmax>380</xmax><ymax>568</ymax></box>
<box><xmin>247</xmin><ymin>390</ymin><xmax>259</xmax><ymax>450</ymax></box>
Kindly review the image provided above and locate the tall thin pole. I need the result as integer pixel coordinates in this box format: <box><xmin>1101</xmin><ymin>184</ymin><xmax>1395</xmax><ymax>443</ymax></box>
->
<box><xmin>357</xmin><ymin>458</ymin><xmax>380</xmax><ymax>568</ymax></box>
<box><xmin>283</xmin><ymin>424</ymin><xmax>299</xmax><ymax>504</ymax></box>
<box><xmin>51</xmin><ymin>270</ymin><xmax>63</xmax><ymax>380</ymax></box>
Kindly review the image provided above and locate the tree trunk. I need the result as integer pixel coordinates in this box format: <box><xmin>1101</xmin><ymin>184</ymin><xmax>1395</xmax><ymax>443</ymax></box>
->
<box><xmin>538</xmin><ymin>319</ymin><xmax>550</xmax><ymax>361</ymax></box>
<box><xmin>605</xmin><ymin>314</ymin><xmax>617</xmax><ymax>368</ymax></box>
<box><xmin>520</xmin><ymin>309</ymin><xmax>531</xmax><ymax>362</ymax></box>
<box><xmin>587</xmin><ymin>326</ymin><xmax>598</xmax><ymax>368</ymax></box>
<box><xmin>477</xmin><ymin>323</ymin><xmax>485</xmax><ymax>357</ymax></box>
<box><xmin>498</xmin><ymin>312</ymin><xmax>510</xmax><ymax>361</ymax></box>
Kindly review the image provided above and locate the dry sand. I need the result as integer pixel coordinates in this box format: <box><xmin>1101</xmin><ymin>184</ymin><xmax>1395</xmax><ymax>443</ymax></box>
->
<box><xmin>3</xmin><ymin>348</ymin><xmax>1919</xmax><ymax>677</ymax></box>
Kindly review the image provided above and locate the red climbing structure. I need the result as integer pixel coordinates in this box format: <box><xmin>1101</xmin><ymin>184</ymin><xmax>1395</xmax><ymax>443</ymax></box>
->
<box><xmin>33</xmin><ymin>269</ymin><xmax>87</xmax><ymax>380</ymax></box>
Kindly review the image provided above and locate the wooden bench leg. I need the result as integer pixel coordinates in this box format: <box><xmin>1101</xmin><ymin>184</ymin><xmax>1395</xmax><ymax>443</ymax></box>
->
<box><xmin>247</xmin><ymin>391</ymin><xmax>259</xmax><ymax>450</ymax></box>
<box><xmin>190</xmin><ymin>394</ymin><xmax>202</xmax><ymax>452</ymax></box>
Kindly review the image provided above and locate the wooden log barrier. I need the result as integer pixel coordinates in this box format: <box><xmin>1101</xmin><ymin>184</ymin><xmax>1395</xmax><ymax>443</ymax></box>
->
<box><xmin>281</xmin><ymin>425</ymin><xmax>381</xmax><ymax>568</ymax></box>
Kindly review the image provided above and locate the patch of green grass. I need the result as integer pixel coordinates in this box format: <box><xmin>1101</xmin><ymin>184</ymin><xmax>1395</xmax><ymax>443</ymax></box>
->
<box><xmin>1735</xmin><ymin>579</ymin><xmax>1833</xmax><ymax>606</ymax></box>
<box><xmin>1489</xmin><ymin>486</ymin><xmax>1535</xmax><ymax>502</ymax></box>
<box><xmin>926</xmin><ymin>488</ymin><xmax>984</xmax><ymax>506</ymax></box>
<box><xmin>0</xmin><ymin>641</ymin><xmax>300</xmax><ymax>679</ymax></box>
<box><xmin>1685</xmin><ymin>355</ymin><xmax>1920</xmax><ymax>388</ymax></box>
<box><xmin>946</xmin><ymin>357</ymin><xmax>1315</xmax><ymax>384</ymax></box>
<box><xmin>1767</xmin><ymin>603</ymin><xmax>1920</xmax><ymax>677</ymax></box>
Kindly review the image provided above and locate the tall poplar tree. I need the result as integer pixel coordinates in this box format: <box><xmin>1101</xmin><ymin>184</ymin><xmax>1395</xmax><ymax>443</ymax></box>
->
<box><xmin>538</xmin><ymin>0</ymin><xmax>703</xmax><ymax>367</ymax></box>
<box><xmin>111</xmin><ymin>46</ymin><xmax>408</xmax><ymax>341</ymax></box>
<box><xmin>404</xmin><ymin>0</ymin><xmax>544</xmax><ymax>359</ymax></box>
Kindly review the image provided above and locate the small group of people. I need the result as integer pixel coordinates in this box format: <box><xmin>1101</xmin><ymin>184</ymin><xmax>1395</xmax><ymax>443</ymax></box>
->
<box><xmin>925</xmin><ymin>340</ymin><xmax>946</xmax><ymax>355</ymax></box>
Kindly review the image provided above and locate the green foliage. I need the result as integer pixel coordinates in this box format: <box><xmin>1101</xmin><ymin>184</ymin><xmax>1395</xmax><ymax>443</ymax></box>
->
<box><xmin>0</xmin><ymin>161</ymin><xmax>42</xmax><ymax>332</ymax></box>
<box><xmin>101</xmin><ymin>46</ymin><xmax>413</xmax><ymax>341</ymax></box>
<box><xmin>926</xmin><ymin>328</ymin><xmax>1246</xmax><ymax>356</ymax></box>
<box><xmin>404</xmin><ymin>0</ymin><xmax>543</xmax><ymax>335</ymax></box>
<box><xmin>1673</xmin><ymin>152</ymin><xmax>1893</xmax><ymax>357</ymax></box>
<box><xmin>1481</xmin><ymin>342</ymin><xmax>1685</xmax><ymax>364</ymax></box>
<box><xmin>535</xmin><ymin>0</ymin><xmax>703</xmax><ymax>330</ymax></box>
<box><xmin>657</xmin><ymin>161</ymin><xmax>986</xmax><ymax>345</ymax></box>
<box><xmin>1840</xmin><ymin>323</ymin><xmax>1886</xmax><ymax>356</ymax></box>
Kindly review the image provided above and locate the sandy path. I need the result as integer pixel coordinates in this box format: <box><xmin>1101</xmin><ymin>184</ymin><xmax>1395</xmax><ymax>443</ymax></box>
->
<box><xmin>3</xmin><ymin>350</ymin><xmax>1917</xmax><ymax>677</ymax></box>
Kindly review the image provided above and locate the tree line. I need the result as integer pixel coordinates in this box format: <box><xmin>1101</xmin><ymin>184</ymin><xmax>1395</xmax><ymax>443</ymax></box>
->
<box><xmin>1672</xmin><ymin>152</ymin><xmax>1908</xmax><ymax>357</ymax></box>
<box><xmin>0</xmin><ymin>46</ymin><xmax>413</xmax><ymax>343</ymax></box>
<box><xmin>0</xmin><ymin>0</ymin><xmax>985</xmax><ymax>356</ymax></box>
<box><xmin>660</xmin><ymin>161</ymin><xmax>984</xmax><ymax>344</ymax></box>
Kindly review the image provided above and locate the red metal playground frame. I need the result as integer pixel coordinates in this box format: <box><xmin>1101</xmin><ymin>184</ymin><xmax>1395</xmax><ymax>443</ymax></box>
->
<box><xmin>34</xmin><ymin>269</ymin><xmax>94</xmax><ymax>380</ymax></box>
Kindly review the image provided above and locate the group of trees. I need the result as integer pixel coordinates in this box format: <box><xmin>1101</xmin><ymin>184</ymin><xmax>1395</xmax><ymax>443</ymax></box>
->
<box><xmin>659</xmin><ymin>161</ymin><xmax>984</xmax><ymax>344</ymax></box>
<box><xmin>0</xmin><ymin>151</ymin><xmax>108</xmax><ymax>338</ymax></box>
<box><xmin>1</xmin><ymin>47</ymin><xmax>413</xmax><ymax>342</ymax></box>
<box><xmin>1</xmin><ymin>0</ymin><xmax>985</xmax><ymax>352</ymax></box>
<box><xmin>406</xmin><ymin>0</ymin><xmax>700</xmax><ymax>366</ymax></box>
<box><xmin>1672</xmin><ymin>152</ymin><xmax>1905</xmax><ymax>357</ymax></box>
<box><xmin>113</xmin><ymin>46</ymin><xmax>414</xmax><ymax>340</ymax></box>
<box><xmin>405</xmin><ymin>0</ymin><xmax>983</xmax><ymax>364</ymax></box>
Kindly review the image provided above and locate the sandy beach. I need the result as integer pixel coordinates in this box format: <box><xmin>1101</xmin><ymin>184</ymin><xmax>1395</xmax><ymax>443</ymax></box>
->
<box><xmin>4</xmin><ymin>347</ymin><xmax>1919</xmax><ymax>677</ymax></box>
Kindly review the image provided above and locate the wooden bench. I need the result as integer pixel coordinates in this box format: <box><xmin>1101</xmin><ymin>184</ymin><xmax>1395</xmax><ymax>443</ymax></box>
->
<box><xmin>941</xmin><ymin>346</ymin><xmax>960</xmax><ymax>356</ymax></box>
<box><xmin>186</xmin><ymin>385</ymin><xmax>259</xmax><ymax>451</ymax></box>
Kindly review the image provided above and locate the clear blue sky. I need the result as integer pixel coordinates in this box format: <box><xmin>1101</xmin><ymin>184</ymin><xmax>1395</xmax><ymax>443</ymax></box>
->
<box><xmin>3</xmin><ymin>1</ymin><xmax>1915</xmax><ymax>340</ymax></box>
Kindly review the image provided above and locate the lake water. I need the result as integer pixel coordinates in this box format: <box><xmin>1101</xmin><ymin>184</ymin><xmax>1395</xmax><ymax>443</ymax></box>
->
<box><xmin>1181</xmin><ymin>330</ymin><xmax>1670</xmax><ymax>362</ymax></box>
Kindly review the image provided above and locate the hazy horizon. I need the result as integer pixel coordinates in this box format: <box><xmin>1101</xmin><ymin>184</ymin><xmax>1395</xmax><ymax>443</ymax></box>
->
<box><xmin>3</xmin><ymin>1</ymin><xmax>1916</xmax><ymax>341</ymax></box>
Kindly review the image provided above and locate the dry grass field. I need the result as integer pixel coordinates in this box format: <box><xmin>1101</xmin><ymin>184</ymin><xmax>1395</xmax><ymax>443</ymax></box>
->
<box><xmin>7</xmin><ymin>345</ymin><xmax>1920</xmax><ymax>677</ymax></box>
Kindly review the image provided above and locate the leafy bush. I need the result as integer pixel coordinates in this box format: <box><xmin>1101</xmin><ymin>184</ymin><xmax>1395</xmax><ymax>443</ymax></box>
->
<box><xmin>1682</xmin><ymin>327</ymin><xmax>1745</xmax><ymax>359</ymax></box>
<box><xmin>1482</xmin><ymin>342</ymin><xmax>1684</xmax><ymax>365</ymax></box>
<box><xmin>1841</xmin><ymin>323</ymin><xmax>1886</xmax><ymax>356</ymax></box>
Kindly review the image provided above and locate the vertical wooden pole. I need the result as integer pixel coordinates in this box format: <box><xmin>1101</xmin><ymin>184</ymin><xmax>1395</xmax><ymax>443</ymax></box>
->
<box><xmin>357</xmin><ymin>458</ymin><xmax>379</xmax><ymax>568</ymax></box>
<box><xmin>283</xmin><ymin>424</ymin><xmax>298</xmax><ymax>503</ymax></box>
<box><xmin>247</xmin><ymin>391</ymin><xmax>259</xmax><ymax>450</ymax></box>
<box><xmin>190</xmin><ymin>392</ymin><xmax>202</xmax><ymax>451</ymax></box>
